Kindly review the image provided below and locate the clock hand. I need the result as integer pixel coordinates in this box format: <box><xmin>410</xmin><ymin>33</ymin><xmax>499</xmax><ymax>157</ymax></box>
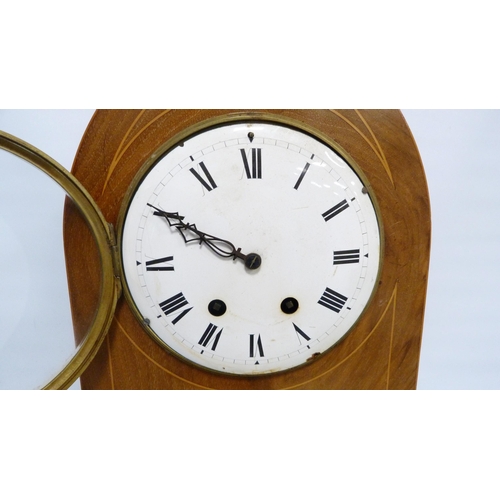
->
<box><xmin>147</xmin><ymin>204</ymin><xmax>262</xmax><ymax>270</ymax></box>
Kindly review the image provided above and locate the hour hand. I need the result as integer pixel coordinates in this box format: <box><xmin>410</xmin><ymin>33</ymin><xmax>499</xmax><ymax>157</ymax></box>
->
<box><xmin>147</xmin><ymin>204</ymin><xmax>261</xmax><ymax>270</ymax></box>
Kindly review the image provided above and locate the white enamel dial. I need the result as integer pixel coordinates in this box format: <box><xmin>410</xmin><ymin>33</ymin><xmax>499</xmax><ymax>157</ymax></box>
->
<box><xmin>121</xmin><ymin>121</ymin><xmax>381</xmax><ymax>375</ymax></box>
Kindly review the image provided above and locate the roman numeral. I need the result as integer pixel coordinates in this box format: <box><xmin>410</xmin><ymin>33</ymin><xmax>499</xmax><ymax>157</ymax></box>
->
<box><xmin>293</xmin><ymin>162</ymin><xmax>311</xmax><ymax>190</ymax></box>
<box><xmin>293</xmin><ymin>323</ymin><xmax>311</xmax><ymax>343</ymax></box>
<box><xmin>249</xmin><ymin>334</ymin><xmax>264</xmax><ymax>357</ymax></box>
<box><xmin>198</xmin><ymin>323</ymin><xmax>223</xmax><ymax>352</ymax></box>
<box><xmin>333</xmin><ymin>249</ymin><xmax>360</xmax><ymax>265</ymax></box>
<box><xmin>146</xmin><ymin>256</ymin><xmax>174</xmax><ymax>271</ymax></box>
<box><xmin>190</xmin><ymin>162</ymin><xmax>217</xmax><ymax>191</ymax></box>
<box><xmin>322</xmin><ymin>199</ymin><xmax>349</xmax><ymax>222</ymax></box>
<box><xmin>159</xmin><ymin>292</ymin><xmax>193</xmax><ymax>324</ymax></box>
<box><xmin>318</xmin><ymin>288</ymin><xmax>348</xmax><ymax>313</ymax></box>
<box><xmin>240</xmin><ymin>148</ymin><xmax>262</xmax><ymax>179</ymax></box>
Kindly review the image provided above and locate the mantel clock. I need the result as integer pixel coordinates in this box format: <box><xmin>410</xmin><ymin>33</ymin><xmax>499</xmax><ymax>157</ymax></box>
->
<box><xmin>0</xmin><ymin>110</ymin><xmax>431</xmax><ymax>389</ymax></box>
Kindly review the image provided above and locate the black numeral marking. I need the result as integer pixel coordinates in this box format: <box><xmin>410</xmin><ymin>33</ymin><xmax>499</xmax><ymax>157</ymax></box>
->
<box><xmin>146</xmin><ymin>256</ymin><xmax>174</xmax><ymax>271</ymax></box>
<box><xmin>249</xmin><ymin>334</ymin><xmax>264</xmax><ymax>357</ymax></box>
<box><xmin>333</xmin><ymin>249</ymin><xmax>360</xmax><ymax>265</ymax></box>
<box><xmin>159</xmin><ymin>292</ymin><xmax>193</xmax><ymax>324</ymax></box>
<box><xmin>190</xmin><ymin>162</ymin><xmax>217</xmax><ymax>191</ymax></box>
<box><xmin>293</xmin><ymin>162</ymin><xmax>311</xmax><ymax>190</ymax></box>
<box><xmin>322</xmin><ymin>199</ymin><xmax>349</xmax><ymax>222</ymax></box>
<box><xmin>240</xmin><ymin>148</ymin><xmax>262</xmax><ymax>179</ymax></box>
<box><xmin>293</xmin><ymin>323</ymin><xmax>311</xmax><ymax>342</ymax></box>
<box><xmin>318</xmin><ymin>288</ymin><xmax>348</xmax><ymax>313</ymax></box>
<box><xmin>199</xmin><ymin>323</ymin><xmax>223</xmax><ymax>352</ymax></box>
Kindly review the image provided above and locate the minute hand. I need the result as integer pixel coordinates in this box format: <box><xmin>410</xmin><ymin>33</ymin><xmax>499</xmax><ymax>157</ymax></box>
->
<box><xmin>147</xmin><ymin>204</ymin><xmax>261</xmax><ymax>270</ymax></box>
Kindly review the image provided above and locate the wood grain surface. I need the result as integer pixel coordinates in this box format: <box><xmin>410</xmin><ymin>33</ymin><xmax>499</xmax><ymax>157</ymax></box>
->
<box><xmin>63</xmin><ymin>110</ymin><xmax>431</xmax><ymax>389</ymax></box>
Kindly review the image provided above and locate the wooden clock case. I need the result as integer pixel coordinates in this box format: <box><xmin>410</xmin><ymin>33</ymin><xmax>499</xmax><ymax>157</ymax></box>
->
<box><xmin>63</xmin><ymin>110</ymin><xmax>431</xmax><ymax>389</ymax></box>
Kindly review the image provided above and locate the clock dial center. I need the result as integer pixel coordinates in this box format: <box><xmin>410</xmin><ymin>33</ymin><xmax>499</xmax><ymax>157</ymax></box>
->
<box><xmin>244</xmin><ymin>252</ymin><xmax>261</xmax><ymax>270</ymax></box>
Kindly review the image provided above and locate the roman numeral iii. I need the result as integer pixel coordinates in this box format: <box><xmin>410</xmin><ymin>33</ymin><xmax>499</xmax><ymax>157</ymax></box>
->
<box><xmin>240</xmin><ymin>148</ymin><xmax>262</xmax><ymax>179</ymax></box>
<box><xmin>333</xmin><ymin>249</ymin><xmax>360</xmax><ymax>265</ymax></box>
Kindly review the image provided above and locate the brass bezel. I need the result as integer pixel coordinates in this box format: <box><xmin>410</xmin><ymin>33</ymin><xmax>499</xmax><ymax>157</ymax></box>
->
<box><xmin>0</xmin><ymin>130</ymin><xmax>120</xmax><ymax>389</ymax></box>
<box><xmin>116</xmin><ymin>111</ymin><xmax>385</xmax><ymax>376</ymax></box>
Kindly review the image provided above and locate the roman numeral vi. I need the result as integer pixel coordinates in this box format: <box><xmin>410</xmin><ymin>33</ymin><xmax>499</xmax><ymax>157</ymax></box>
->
<box><xmin>199</xmin><ymin>323</ymin><xmax>223</xmax><ymax>352</ymax></box>
<box><xmin>249</xmin><ymin>334</ymin><xmax>264</xmax><ymax>357</ymax></box>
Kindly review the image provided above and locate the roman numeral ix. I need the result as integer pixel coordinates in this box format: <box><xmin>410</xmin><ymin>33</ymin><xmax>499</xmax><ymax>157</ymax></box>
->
<box><xmin>146</xmin><ymin>256</ymin><xmax>174</xmax><ymax>271</ymax></box>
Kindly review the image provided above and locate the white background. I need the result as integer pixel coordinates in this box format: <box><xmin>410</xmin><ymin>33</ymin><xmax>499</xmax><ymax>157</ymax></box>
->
<box><xmin>1</xmin><ymin>109</ymin><xmax>498</xmax><ymax>389</ymax></box>
<box><xmin>1</xmin><ymin>2</ymin><xmax>499</xmax><ymax>498</ymax></box>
